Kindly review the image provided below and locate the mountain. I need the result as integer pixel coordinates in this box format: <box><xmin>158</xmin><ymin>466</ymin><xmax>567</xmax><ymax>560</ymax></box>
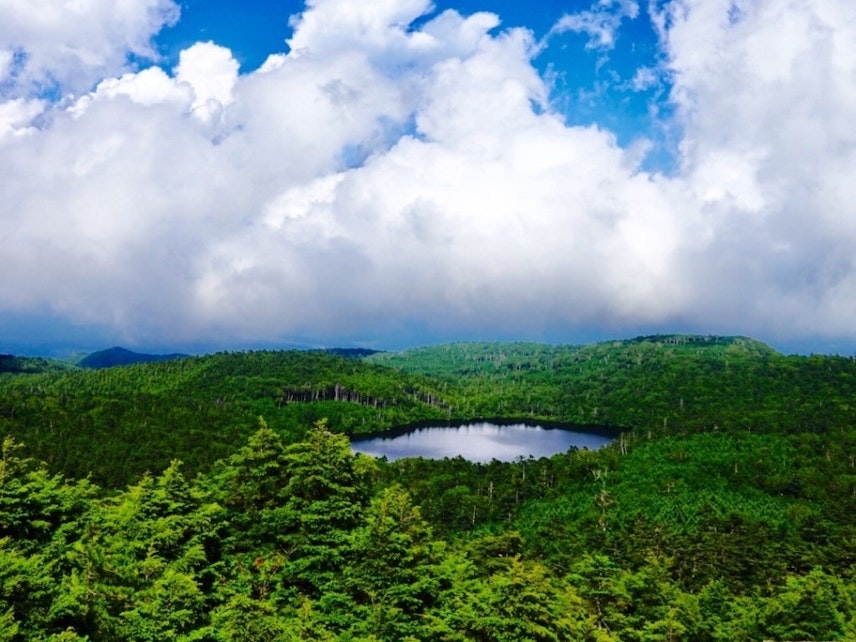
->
<box><xmin>0</xmin><ymin>353</ymin><xmax>78</xmax><ymax>374</ymax></box>
<box><xmin>78</xmin><ymin>346</ymin><xmax>188</xmax><ymax>369</ymax></box>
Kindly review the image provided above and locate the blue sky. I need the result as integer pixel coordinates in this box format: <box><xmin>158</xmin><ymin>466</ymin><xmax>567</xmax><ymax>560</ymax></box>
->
<box><xmin>1</xmin><ymin>0</ymin><xmax>856</xmax><ymax>355</ymax></box>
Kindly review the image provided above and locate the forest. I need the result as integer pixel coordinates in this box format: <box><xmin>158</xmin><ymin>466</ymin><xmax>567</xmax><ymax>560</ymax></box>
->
<box><xmin>0</xmin><ymin>334</ymin><xmax>854</xmax><ymax>640</ymax></box>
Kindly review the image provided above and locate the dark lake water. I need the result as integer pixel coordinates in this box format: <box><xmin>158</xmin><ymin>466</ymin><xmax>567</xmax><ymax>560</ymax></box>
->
<box><xmin>350</xmin><ymin>421</ymin><xmax>614</xmax><ymax>463</ymax></box>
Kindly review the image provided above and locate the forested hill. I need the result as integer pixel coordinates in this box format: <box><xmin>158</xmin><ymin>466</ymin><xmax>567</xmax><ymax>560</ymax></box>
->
<box><xmin>367</xmin><ymin>334</ymin><xmax>856</xmax><ymax>435</ymax></box>
<box><xmin>0</xmin><ymin>353</ymin><xmax>77</xmax><ymax>375</ymax></box>
<box><xmin>3</xmin><ymin>334</ymin><xmax>856</xmax><ymax>486</ymax></box>
<box><xmin>0</xmin><ymin>350</ymin><xmax>453</xmax><ymax>486</ymax></box>
<box><xmin>1</xmin><ymin>335</ymin><xmax>855</xmax><ymax>640</ymax></box>
<box><xmin>78</xmin><ymin>346</ymin><xmax>188</xmax><ymax>369</ymax></box>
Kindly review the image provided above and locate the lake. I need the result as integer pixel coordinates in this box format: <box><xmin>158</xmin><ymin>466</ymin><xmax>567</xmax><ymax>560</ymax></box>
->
<box><xmin>350</xmin><ymin>421</ymin><xmax>615</xmax><ymax>462</ymax></box>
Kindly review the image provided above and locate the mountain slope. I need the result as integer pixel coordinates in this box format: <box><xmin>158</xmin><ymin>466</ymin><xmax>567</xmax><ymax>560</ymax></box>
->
<box><xmin>78</xmin><ymin>346</ymin><xmax>188</xmax><ymax>369</ymax></box>
<box><xmin>0</xmin><ymin>349</ymin><xmax>453</xmax><ymax>486</ymax></box>
<box><xmin>1</xmin><ymin>335</ymin><xmax>855</xmax><ymax>641</ymax></box>
<box><xmin>366</xmin><ymin>334</ymin><xmax>856</xmax><ymax>435</ymax></box>
<box><xmin>0</xmin><ymin>353</ymin><xmax>78</xmax><ymax>375</ymax></box>
<box><xmin>2</xmin><ymin>334</ymin><xmax>856</xmax><ymax>486</ymax></box>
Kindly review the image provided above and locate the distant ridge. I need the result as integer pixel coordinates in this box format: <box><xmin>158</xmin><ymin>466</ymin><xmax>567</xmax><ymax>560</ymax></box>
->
<box><xmin>316</xmin><ymin>347</ymin><xmax>381</xmax><ymax>358</ymax></box>
<box><xmin>0</xmin><ymin>353</ymin><xmax>77</xmax><ymax>374</ymax></box>
<box><xmin>78</xmin><ymin>346</ymin><xmax>188</xmax><ymax>369</ymax></box>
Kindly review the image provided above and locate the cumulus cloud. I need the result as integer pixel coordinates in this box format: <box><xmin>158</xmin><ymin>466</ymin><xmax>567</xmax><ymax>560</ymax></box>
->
<box><xmin>0</xmin><ymin>0</ymin><xmax>180</xmax><ymax>97</ymax></box>
<box><xmin>0</xmin><ymin>0</ymin><xmax>855</xmax><ymax>350</ymax></box>
<box><xmin>175</xmin><ymin>42</ymin><xmax>239</xmax><ymax>124</ymax></box>
<box><xmin>662</xmin><ymin>0</ymin><xmax>856</xmax><ymax>338</ymax></box>
<box><xmin>0</xmin><ymin>97</ymin><xmax>44</xmax><ymax>139</ymax></box>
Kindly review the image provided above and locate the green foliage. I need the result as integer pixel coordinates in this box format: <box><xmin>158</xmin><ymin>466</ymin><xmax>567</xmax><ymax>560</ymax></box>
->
<box><xmin>760</xmin><ymin>568</ymin><xmax>856</xmax><ymax>641</ymax></box>
<box><xmin>0</xmin><ymin>350</ymin><xmax>452</xmax><ymax>486</ymax></box>
<box><xmin>0</xmin><ymin>335</ymin><xmax>854</xmax><ymax>640</ymax></box>
<box><xmin>0</xmin><ymin>355</ymin><xmax>77</xmax><ymax>376</ymax></box>
<box><xmin>344</xmin><ymin>485</ymin><xmax>441</xmax><ymax>639</ymax></box>
<box><xmin>428</xmin><ymin>555</ymin><xmax>591</xmax><ymax>641</ymax></box>
<box><xmin>62</xmin><ymin>460</ymin><xmax>222</xmax><ymax>641</ymax></box>
<box><xmin>5</xmin><ymin>335</ymin><xmax>856</xmax><ymax>489</ymax></box>
<box><xmin>275</xmin><ymin>421</ymin><xmax>368</xmax><ymax>594</ymax></box>
<box><xmin>0</xmin><ymin>420</ymin><xmax>852</xmax><ymax>641</ymax></box>
<box><xmin>368</xmin><ymin>335</ymin><xmax>856</xmax><ymax>436</ymax></box>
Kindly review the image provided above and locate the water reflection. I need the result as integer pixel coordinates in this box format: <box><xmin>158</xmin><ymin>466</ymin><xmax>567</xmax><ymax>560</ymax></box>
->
<box><xmin>351</xmin><ymin>421</ymin><xmax>613</xmax><ymax>463</ymax></box>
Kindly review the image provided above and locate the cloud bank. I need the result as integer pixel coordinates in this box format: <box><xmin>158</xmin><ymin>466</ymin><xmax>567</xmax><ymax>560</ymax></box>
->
<box><xmin>1</xmin><ymin>0</ymin><xmax>855</xmax><ymax>350</ymax></box>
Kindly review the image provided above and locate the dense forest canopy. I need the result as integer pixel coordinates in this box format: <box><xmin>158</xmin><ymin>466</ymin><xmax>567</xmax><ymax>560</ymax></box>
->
<box><xmin>0</xmin><ymin>334</ymin><xmax>854</xmax><ymax>640</ymax></box>
<box><xmin>0</xmin><ymin>350</ymin><xmax>453</xmax><ymax>486</ymax></box>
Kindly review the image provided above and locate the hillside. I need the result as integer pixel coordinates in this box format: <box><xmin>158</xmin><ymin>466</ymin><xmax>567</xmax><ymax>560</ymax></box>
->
<box><xmin>0</xmin><ymin>353</ymin><xmax>79</xmax><ymax>375</ymax></box>
<box><xmin>78</xmin><ymin>346</ymin><xmax>188</xmax><ymax>369</ymax></box>
<box><xmin>367</xmin><ymin>334</ymin><xmax>856</xmax><ymax>435</ymax></box>
<box><xmin>3</xmin><ymin>334</ymin><xmax>856</xmax><ymax>486</ymax></box>
<box><xmin>0</xmin><ymin>334</ymin><xmax>855</xmax><ymax>640</ymax></box>
<box><xmin>0</xmin><ymin>349</ymin><xmax>452</xmax><ymax>486</ymax></box>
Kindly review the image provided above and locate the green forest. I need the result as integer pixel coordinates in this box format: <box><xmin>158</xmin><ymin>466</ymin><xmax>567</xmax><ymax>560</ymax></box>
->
<box><xmin>0</xmin><ymin>335</ymin><xmax>854</xmax><ymax>640</ymax></box>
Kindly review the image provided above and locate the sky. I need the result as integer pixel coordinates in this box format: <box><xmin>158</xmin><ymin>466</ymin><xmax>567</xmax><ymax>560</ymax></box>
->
<box><xmin>1</xmin><ymin>0</ymin><xmax>855</xmax><ymax>355</ymax></box>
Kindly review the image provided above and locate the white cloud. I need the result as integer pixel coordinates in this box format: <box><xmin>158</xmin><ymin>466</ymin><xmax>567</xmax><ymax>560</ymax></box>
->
<box><xmin>186</xmin><ymin>20</ymin><xmax>693</xmax><ymax>340</ymax></box>
<box><xmin>0</xmin><ymin>0</ymin><xmax>180</xmax><ymax>97</ymax></box>
<box><xmin>89</xmin><ymin>67</ymin><xmax>192</xmax><ymax>107</ymax></box>
<box><xmin>662</xmin><ymin>0</ymin><xmax>856</xmax><ymax>339</ymax></box>
<box><xmin>549</xmin><ymin>0</ymin><xmax>639</xmax><ymax>50</ymax></box>
<box><xmin>287</xmin><ymin>0</ymin><xmax>435</xmax><ymax>57</ymax></box>
<box><xmin>629</xmin><ymin>66</ymin><xmax>659</xmax><ymax>91</ymax></box>
<box><xmin>175</xmin><ymin>42</ymin><xmax>239</xmax><ymax>124</ymax></box>
<box><xmin>0</xmin><ymin>97</ymin><xmax>44</xmax><ymax>140</ymax></box>
<box><xmin>1</xmin><ymin>0</ymin><xmax>856</xmax><ymax>350</ymax></box>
